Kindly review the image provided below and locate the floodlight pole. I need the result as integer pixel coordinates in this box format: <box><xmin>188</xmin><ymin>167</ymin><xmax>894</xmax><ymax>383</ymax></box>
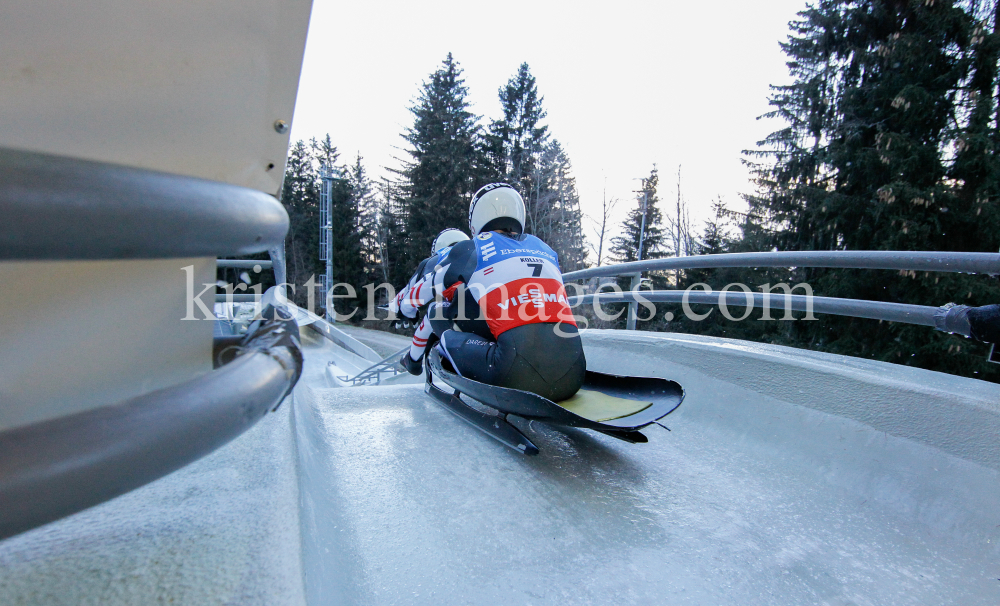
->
<box><xmin>319</xmin><ymin>164</ymin><xmax>335</xmax><ymax>322</ymax></box>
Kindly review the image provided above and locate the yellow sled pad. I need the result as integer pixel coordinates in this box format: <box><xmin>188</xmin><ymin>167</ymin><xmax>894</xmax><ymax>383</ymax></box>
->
<box><xmin>557</xmin><ymin>390</ymin><xmax>652</xmax><ymax>422</ymax></box>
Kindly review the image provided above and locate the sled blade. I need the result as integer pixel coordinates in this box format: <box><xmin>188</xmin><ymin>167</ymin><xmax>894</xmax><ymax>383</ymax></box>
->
<box><xmin>593</xmin><ymin>428</ymin><xmax>648</xmax><ymax>444</ymax></box>
<box><xmin>424</xmin><ymin>380</ymin><xmax>539</xmax><ymax>456</ymax></box>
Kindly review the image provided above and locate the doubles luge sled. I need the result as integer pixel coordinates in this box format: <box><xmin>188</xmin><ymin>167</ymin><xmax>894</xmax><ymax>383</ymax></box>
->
<box><xmin>425</xmin><ymin>348</ymin><xmax>684</xmax><ymax>455</ymax></box>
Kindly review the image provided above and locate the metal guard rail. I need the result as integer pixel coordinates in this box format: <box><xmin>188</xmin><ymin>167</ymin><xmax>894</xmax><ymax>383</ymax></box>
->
<box><xmin>561</xmin><ymin>250</ymin><xmax>1000</xmax><ymax>330</ymax></box>
<box><xmin>0</xmin><ymin>147</ymin><xmax>288</xmax><ymax>260</ymax></box>
<box><xmin>0</xmin><ymin>307</ymin><xmax>304</xmax><ymax>541</ymax></box>
<box><xmin>337</xmin><ymin>347</ymin><xmax>409</xmax><ymax>385</ymax></box>
<box><xmin>561</xmin><ymin>251</ymin><xmax>1000</xmax><ymax>282</ymax></box>
<box><xmin>569</xmin><ymin>291</ymin><xmax>937</xmax><ymax>327</ymax></box>
<box><xmin>218</xmin><ymin>259</ymin><xmax>273</xmax><ymax>269</ymax></box>
<box><xmin>217</xmin><ymin>293</ymin><xmax>265</xmax><ymax>303</ymax></box>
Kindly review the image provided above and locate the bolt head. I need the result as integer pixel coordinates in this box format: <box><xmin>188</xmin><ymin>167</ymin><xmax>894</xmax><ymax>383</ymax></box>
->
<box><xmin>273</xmin><ymin>120</ymin><xmax>290</xmax><ymax>134</ymax></box>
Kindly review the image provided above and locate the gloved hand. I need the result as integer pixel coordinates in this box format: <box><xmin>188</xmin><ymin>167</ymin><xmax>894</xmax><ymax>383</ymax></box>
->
<box><xmin>388</xmin><ymin>288</ymin><xmax>404</xmax><ymax>315</ymax></box>
<box><xmin>934</xmin><ymin>303</ymin><xmax>972</xmax><ymax>337</ymax></box>
<box><xmin>393</xmin><ymin>287</ymin><xmax>421</xmax><ymax>320</ymax></box>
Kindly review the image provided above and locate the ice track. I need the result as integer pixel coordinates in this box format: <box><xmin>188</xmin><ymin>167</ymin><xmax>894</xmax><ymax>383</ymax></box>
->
<box><xmin>2</xmin><ymin>325</ymin><xmax>999</xmax><ymax>605</ymax></box>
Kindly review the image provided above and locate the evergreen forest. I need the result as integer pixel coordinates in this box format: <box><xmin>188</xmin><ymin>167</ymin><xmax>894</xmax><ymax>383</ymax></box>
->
<box><xmin>275</xmin><ymin>0</ymin><xmax>1000</xmax><ymax>383</ymax></box>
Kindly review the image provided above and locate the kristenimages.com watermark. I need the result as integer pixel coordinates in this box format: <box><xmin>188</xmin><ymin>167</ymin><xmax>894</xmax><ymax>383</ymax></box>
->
<box><xmin>184</xmin><ymin>266</ymin><xmax>818</xmax><ymax>329</ymax></box>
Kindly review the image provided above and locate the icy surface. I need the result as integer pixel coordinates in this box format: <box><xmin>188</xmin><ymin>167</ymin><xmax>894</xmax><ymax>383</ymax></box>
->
<box><xmin>294</xmin><ymin>379</ymin><xmax>1000</xmax><ymax>605</ymax></box>
<box><xmin>334</xmin><ymin>324</ymin><xmax>412</xmax><ymax>358</ymax></box>
<box><xmin>2</xmin><ymin>326</ymin><xmax>999</xmax><ymax>605</ymax></box>
<box><xmin>0</xmin><ymin>394</ymin><xmax>304</xmax><ymax>605</ymax></box>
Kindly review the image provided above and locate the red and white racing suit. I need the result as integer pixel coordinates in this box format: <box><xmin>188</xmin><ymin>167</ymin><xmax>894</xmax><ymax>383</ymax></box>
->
<box><xmin>404</xmin><ymin>232</ymin><xmax>585</xmax><ymax>401</ymax></box>
<box><xmin>390</xmin><ymin>250</ymin><xmax>449</xmax><ymax>362</ymax></box>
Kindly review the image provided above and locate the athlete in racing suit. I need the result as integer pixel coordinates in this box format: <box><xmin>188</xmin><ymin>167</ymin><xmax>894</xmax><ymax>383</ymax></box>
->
<box><xmin>400</xmin><ymin>184</ymin><xmax>586</xmax><ymax>402</ymax></box>
<box><xmin>391</xmin><ymin>228</ymin><xmax>469</xmax><ymax>374</ymax></box>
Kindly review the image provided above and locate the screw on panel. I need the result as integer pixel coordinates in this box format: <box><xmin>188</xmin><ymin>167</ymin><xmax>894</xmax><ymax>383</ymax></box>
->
<box><xmin>273</xmin><ymin>120</ymin><xmax>290</xmax><ymax>134</ymax></box>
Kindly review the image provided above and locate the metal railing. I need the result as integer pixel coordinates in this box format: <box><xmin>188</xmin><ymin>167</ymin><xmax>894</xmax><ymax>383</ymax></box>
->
<box><xmin>0</xmin><ymin>147</ymin><xmax>299</xmax><ymax>540</ymax></box>
<box><xmin>562</xmin><ymin>251</ymin><xmax>1000</xmax><ymax>282</ymax></box>
<box><xmin>334</xmin><ymin>347</ymin><xmax>408</xmax><ymax>386</ymax></box>
<box><xmin>568</xmin><ymin>290</ymin><xmax>938</xmax><ymax>327</ymax></box>
<box><xmin>215</xmin><ymin>244</ymin><xmax>287</xmax><ymax>305</ymax></box>
<box><xmin>217</xmin><ymin>259</ymin><xmax>273</xmax><ymax>269</ymax></box>
<box><xmin>0</xmin><ymin>148</ymin><xmax>288</xmax><ymax>260</ymax></box>
<box><xmin>562</xmin><ymin>250</ymin><xmax>1000</xmax><ymax>330</ymax></box>
<box><xmin>0</xmin><ymin>303</ymin><xmax>303</xmax><ymax>542</ymax></box>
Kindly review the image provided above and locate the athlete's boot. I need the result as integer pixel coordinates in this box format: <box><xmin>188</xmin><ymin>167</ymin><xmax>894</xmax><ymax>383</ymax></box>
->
<box><xmin>400</xmin><ymin>351</ymin><xmax>423</xmax><ymax>376</ymax></box>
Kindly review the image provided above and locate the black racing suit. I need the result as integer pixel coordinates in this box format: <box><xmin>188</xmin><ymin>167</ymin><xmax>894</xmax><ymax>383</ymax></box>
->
<box><xmin>969</xmin><ymin>304</ymin><xmax>1000</xmax><ymax>344</ymax></box>
<box><xmin>410</xmin><ymin>233</ymin><xmax>586</xmax><ymax>402</ymax></box>
<box><xmin>935</xmin><ymin>303</ymin><xmax>1000</xmax><ymax>345</ymax></box>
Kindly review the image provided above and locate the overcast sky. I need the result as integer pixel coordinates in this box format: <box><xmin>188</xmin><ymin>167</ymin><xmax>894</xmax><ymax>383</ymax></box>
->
<box><xmin>290</xmin><ymin>0</ymin><xmax>807</xmax><ymax>254</ymax></box>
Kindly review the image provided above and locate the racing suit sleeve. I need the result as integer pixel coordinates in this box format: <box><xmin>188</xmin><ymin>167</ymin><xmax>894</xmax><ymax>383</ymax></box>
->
<box><xmin>400</xmin><ymin>240</ymin><xmax>477</xmax><ymax>313</ymax></box>
<box><xmin>390</xmin><ymin>256</ymin><xmax>434</xmax><ymax>318</ymax></box>
<box><xmin>388</xmin><ymin>289</ymin><xmax>404</xmax><ymax>316</ymax></box>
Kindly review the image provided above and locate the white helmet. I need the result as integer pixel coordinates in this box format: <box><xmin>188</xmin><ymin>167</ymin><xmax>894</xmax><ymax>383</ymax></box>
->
<box><xmin>469</xmin><ymin>183</ymin><xmax>526</xmax><ymax>236</ymax></box>
<box><xmin>432</xmin><ymin>228</ymin><xmax>470</xmax><ymax>254</ymax></box>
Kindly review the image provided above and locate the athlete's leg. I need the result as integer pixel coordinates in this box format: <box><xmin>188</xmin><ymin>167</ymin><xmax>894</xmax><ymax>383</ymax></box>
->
<box><xmin>451</xmin><ymin>290</ymin><xmax>493</xmax><ymax>340</ymax></box>
<box><xmin>438</xmin><ymin>329</ymin><xmax>512</xmax><ymax>384</ymax></box>
<box><xmin>428</xmin><ymin>293</ymin><xmax>493</xmax><ymax>340</ymax></box>
<box><xmin>399</xmin><ymin>313</ymin><xmax>432</xmax><ymax>375</ymax></box>
<box><xmin>427</xmin><ymin>301</ymin><xmax>455</xmax><ymax>338</ymax></box>
<box><xmin>439</xmin><ymin>324</ymin><xmax>586</xmax><ymax>402</ymax></box>
<box><xmin>495</xmin><ymin>323</ymin><xmax>587</xmax><ymax>401</ymax></box>
<box><xmin>408</xmin><ymin>314</ymin><xmax>434</xmax><ymax>361</ymax></box>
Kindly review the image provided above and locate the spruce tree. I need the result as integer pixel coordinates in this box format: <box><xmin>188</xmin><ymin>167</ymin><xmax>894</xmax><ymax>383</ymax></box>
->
<box><xmin>485</xmin><ymin>64</ymin><xmax>589</xmax><ymax>268</ymax></box>
<box><xmin>540</xmin><ymin>141</ymin><xmax>588</xmax><ymax>271</ymax></box>
<box><xmin>398</xmin><ymin>53</ymin><xmax>481</xmax><ymax>265</ymax></box>
<box><xmin>275</xmin><ymin>137</ymin><xmax>370</xmax><ymax>316</ymax></box>
<box><xmin>610</xmin><ymin>166</ymin><xmax>666</xmax><ymax>263</ymax></box>
<box><xmin>602</xmin><ymin>166</ymin><xmax>670</xmax><ymax>329</ymax></box>
<box><xmin>744</xmin><ymin>0</ymin><xmax>1000</xmax><ymax>380</ymax></box>
<box><xmin>347</xmin><ymin>154</ymin><xmax>384</xmax><ymax>305</ymax></box>
<box><xmin>697</xmin><ymin>198</ymin><xmax>733</xmax><ymax>257</ymax></box>
<box><xmin>951</xmin><ymin>1</ymin><xmax>1000</xmax><ymax>249</ymax></box>
<box><xmin>378</xmin><ymin>178</ymin><xmax>411</xmax><ymax>289</ymax></box>
<box><xmin>486</xmin><ymin>63</ymin><xmax>549</xmax><ymax>195</ymax></box>
<box><xmin>280</xmin><ymin>139</ymin><xmax>323</xmax><ymax>307</ymax></box>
